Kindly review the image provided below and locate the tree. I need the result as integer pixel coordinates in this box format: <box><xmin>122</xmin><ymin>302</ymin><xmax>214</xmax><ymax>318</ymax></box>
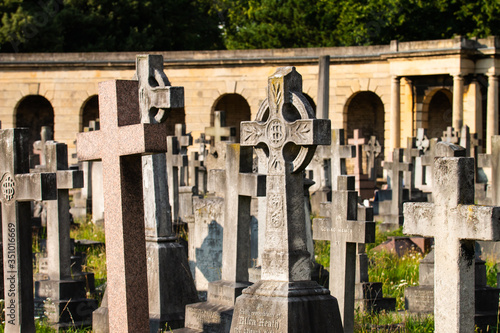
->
<box><xmin>0</xmin><ymin>0</ymin><xmax>224</xmax><ymax>52</ymax></box>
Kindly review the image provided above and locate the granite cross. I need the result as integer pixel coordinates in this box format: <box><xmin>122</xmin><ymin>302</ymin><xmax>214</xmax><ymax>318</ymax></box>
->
<box><xmin>382</xmin><ymin>149</ymin><xmax>411</xmax><ymax>226</ymax></box>
<box><xmin>363</xmin><ymin>135</ymin><xmax>381</xmax><ymax>181</ymax></box>
<box><xmin>166</xmin><ymin>135</ymin><xmax>189</xmax><ymax>223</ymax></box>
<box><xmin>313</xmin><ymin>176</ymin><xmax>375</xmax><ymax>333</ymax></box>
<box><xmin>77</xmin><ymin>80</ymin><xmax>169</xmax><ymax>332</ymax></box>
<box><xmin>1</xmin><ymin>128</ymin><xmax>57</xmax><ymax>332</ymax></box>
<box><xmin>208</xmin><ymin>143</ymin><xmax>266</xmax><ymax>305</ymax></box>
<box><xmin>232</xmin><ymin>67</ymin><xmax>342</xmax><ymax>333</ymax></box>
<box><xmin>331</xmin><ymin>128</ymin><xmax>356</xmax><ymax>192</ymax></box>
<box><xmin>205</xmin><ymin>110</ymin><xmax>236</xmax><ymax>144</ymax></box>
<box><xmin>404</xmin><ymin>146</ymin><xmax>500</xmax><ymax>332</ymax></box>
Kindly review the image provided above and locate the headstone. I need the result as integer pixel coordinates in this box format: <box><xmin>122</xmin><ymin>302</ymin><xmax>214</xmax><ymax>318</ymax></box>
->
<box><xmin>192</xmin><ymin>134</ymin><xmax>209</xmax><ymax>195</ymax></box>
<box><xmin>205</xmin><ymin>111</ymin><xmax>236</xmax><ymax>145</ymax></box>
<box><xmin>363</xmin><ymin>135</ymin><xmax>381</xmax><ymax>181</ymax></box>
<box><xmin>231</xmin><ymin>67</ymin><xmax>343</xmax><ymax>333</ymax></box>
<box><xmin>403</xmin><ymin>143</ymin><xmax>500</xmax><ymax>332</ymax></box>
<box><xmin>477</xmin><ymin>136</ymin><xmax>500</xmax><ymax>206</ymax></box>
<box><xmin>32</xmin><ymin>141</ymin><xmax>97</xmax><ymax>329</ymax></box>
<box><xmin>31</xmin><ymin>125</ymin><xmax>53</xmax><ymax>168</ymax></box>
<box><xmin>413</xmin><ymin>128</ymin><xmax>429</xmax><ymax>191</ymax></box>
<box><xmin>0</xmin><ymin>128</ymin><xmax>57</xmax><ymax>332</ymax></box>
<box><xmin>376</xmin><ymin>149</ymin><xmax>411</xmax><ymax>231</ymax></box>
<box><xmin>166</xmin><ymin>133</ymin><xmax>189</xmax><ymax>224</ymax></box>
<box><xmin>354</xmin><ymin>205</ymin><xmax>396</xmax><ymax>313</ymax></box>
<box><xmin>441</xmin><ymin>126</ymin><xmax>459</xmax><ymax>144</ymax></box>
<box><xmin>420</xmin><ymin>137</ymin><xmax>440</xmax><ymax>193</ymax></box>
<box><xmin>348</xmin><ymin>129</ymin><xmax>377</xmax><ymax>200</ymax></box>
<box><xmin>77</xmin><ymin>79</ymin><xmax>169</xmax><ymax>332</ymax></box>
<box><xmin>134</xmin><ymin>54</ymin><xmax>199</xmax><ymax>331</ymax></box>
<box><xmin>403</xmin><ymin>136</ymin><xmax>424</xmax><ymax>200</ymax></box>
<box><xmin>313</xmin><ymin>176</ymin><xmax>375</xmax><ymax>333</ymax></box>
<box><xmin>180</xmin><ymin>143</ymin><xmax>265</xmax><ymax>332</ymax></box>
<box><xmin>307</xmin><ymin>145</ymin><xmax>331</xmax><ymax>215</ymax></box>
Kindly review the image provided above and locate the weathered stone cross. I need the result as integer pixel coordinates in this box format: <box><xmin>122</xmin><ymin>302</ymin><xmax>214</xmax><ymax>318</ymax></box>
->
<box><xmin>166</xmin><ymin>134</ymin><xmax>189</xmax><ymax>223</ymax></box>
<box><xmin>348</xmin><ymin>129</ymin><xmax>366</xmax><ymax>177</ymax></box>
<box><xmin>403</xmin><ymin>137</ymin><xmax>421</xmax><ymax>199</ymax></box>
<box><xmin>331</xmin><ymin>128</ymin><xmax>356</xmax><ymax>192</ymax></box>
<box><xmin>135</xmin><ymin>55</ymin><xmax>198</xmax><ymax>330</ymax></box>
<box><xmin>0</xmin><ymin>128</ymin><xmax>57</xmax><ymax>332</ymax></box>
<box><xmin>363</xmin><ymin>135</ymin><xmax>381</xmax><ymax>181</ymax></box>
<box><xmin>313</xmin><ymin>175</ymin><xmax>375</xmax><ymax>333</ymax></box>
<box><xmin>478</xmin><ymin>136</ymin><xmax>500</xmax><ymax>205</ymax></box>
<box><xmin>442</xmin><ymin>126</ymin><xmax>459</xmax><ymax>144</ymax></box>
<box><xmin>32</xmin><ymin>126</ymin><xmax>53</xmax><ymax>168</ymax></box>
<box><xmin>232</xmin><ymin>67</ymin><xmax>342</xmax><ymax>333</ymax></box>
<box><xmin>77</xmin><ymin>80</ymin><xmax>169</xmax><ymax>332</ymax></box>
<box><xmin>414</xmin><ymin>128</ymin><xmax>429</xmax><ymax>189</ymax></box>
<box><xmin>205</xmin><ymin>110</ymin><xmax>236</xmax><ymax>144</ymax></box>
<box><xmin>404</xmin><ymin>144</ymin><xmax>500</xmax><ymax>332</ymax></box>
<box><xmin>382</xmin><ymin>148</ymin><xmax>411</xmax><ymax>227</ymax></box>
<box><xmin>174</xmin><ymin>123</ymin><xmax>193</xmax><ymax>185</ymax></box>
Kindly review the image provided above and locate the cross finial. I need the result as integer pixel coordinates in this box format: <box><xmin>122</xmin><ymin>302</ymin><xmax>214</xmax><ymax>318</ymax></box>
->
<box><xmin>134</xmin><ymin>54</ymin><xmax>184</xmax><ymax>123</ymax></box>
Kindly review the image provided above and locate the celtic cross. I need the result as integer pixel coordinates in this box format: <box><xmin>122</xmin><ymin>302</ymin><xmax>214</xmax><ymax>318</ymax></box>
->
<box><xmin>240</xmin><ymin>67</ymin><xmax>330</xmax><ymax>281</ymax></box>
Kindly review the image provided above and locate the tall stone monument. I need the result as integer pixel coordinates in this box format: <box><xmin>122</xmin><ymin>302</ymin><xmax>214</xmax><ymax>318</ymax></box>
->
<box><xmin>0</xmin><ymin>128</ymin><xmax>57</xmax><ymax>332</ymax></box>
<box><xmin>230</xmin><ymin>67</ymin><xmax>343</xmax><ymax>333</ymax></box>
<box><xmin>404</xmin><ymin>142</ymin><xmax>500</xmax><ymax>333</ymax></box>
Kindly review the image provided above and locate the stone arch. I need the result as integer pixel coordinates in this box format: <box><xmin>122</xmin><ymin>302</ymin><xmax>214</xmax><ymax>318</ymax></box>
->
<box><xmin>344</xmin><ymin>91</ymin><xmax>385</xmax><ymax>176</ymax></box>
<box><xmin>15</xmin><ymin>95</ymin><xmax>54</xmax><ymax>151</ymax></box>
<box><xmin>212</xmin><ymin>93</ymin><xmax>251</xmax><ymax>143</ymax></box>
<box><xmin>422</xmin><ymin>88</ymin><xmax>452</xmax><ymax>139</ymax></box>
<box><xmin>80</xmin><ymin>95</ymin><xmax>99</xmax><ymax>131</ymax></box>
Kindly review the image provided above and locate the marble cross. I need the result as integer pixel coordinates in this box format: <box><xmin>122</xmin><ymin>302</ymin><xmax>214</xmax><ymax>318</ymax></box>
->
<box><xmin>1</xmin><ymin>128</ymin><xmax>57</xmax><ymax>332</ymax></box>
<box><xmin>404</xmin><ymin>147</ymin><xmax>500</xmax><ymax>332</ymax></box>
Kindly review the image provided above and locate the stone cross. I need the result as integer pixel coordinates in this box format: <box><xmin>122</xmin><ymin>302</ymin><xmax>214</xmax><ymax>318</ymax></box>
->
<box><xmin>134</xmin><ymin>54</ymin><xmax>184</xmax><ymax>123</ymax></box>
<box><xmin>33</xmin><ymin>142</ymin><xmax>83</xmax><ymax>281</ymax></box>
<box><xmin>420</xmin><ymin>138</ymin><xmax>440</xmax><ymax>191</ymax></box>
<box><xmin>32</xmin><ymin>126</ymin><xmax>53</xmax><ymax>168</ymax></box>
<box><xmin>382</xmin><ymin>149</ymin><xmax>411</xmax><ymax>226</ymax></box>
<box><xmin>135</xmin><ymin>55</ymin><xmax>198</xmax><ymax>330</ymax></box>
<box><xmin>363</xmin><ymin>135</ymin><xmax>381</xmax><ymax>181</ymax></box>
<box><xmin>414</xmin><ymin>128</ymin><xmax>429</xmax><ymax>189</ymax></box>
<box><xmin>77</xmin><ymin>80</ymin><xmax>169</xmax><ymax>332</ymax></box>
<box><xmin>442</xmin><ymin>126</ymin><xmax>459</xmax><ymax>144</ymax></box>
<box><xmin>478</xmin><ymin>136</ymin><xmax>500</xmax><ymax>205</ymax></box>
<box><xmin>174</xmin><ymin>123</ymin><xmax>193</xmax><ymax>186</ymax></box>
<box><xmin>404</xmin><ymin>146</ymin><xmax>500</xmax><ymax>332</ymax></box>
<box><xmin>205</xmin><ymin>110</ymin><xmax>236</xmax><ymax>144</ymax></box>
<box><xmin>166</xmin><ymin>135</ymin><xmax>189</xmax><ymax>223</ymax></box>
<box><xmin>348</xmin><ymin>129</ymin><xmax>366</xmax><ymax>177</ymax></box>
<box><xmin>0</xmin><ymin>128</ymin><xmax>57</xmax><ymax>332</ymax></box>
<box><xmin>203</xmin><ymin>143</ymin><xmax>265</xmax><ymax>308</ymax></box>
<box><xmin>190</xmin><ymin>134</ymin><xmax>209</xmax><ymax>194</ymax></box>
<box><xmin>415</xmin><ymin>128</ymin><xmax>429</xmax><ymax>153</ymax></box>
<box><xmin>313</xmin><ymin>176</ymin><xmax>375</xmax><ymax>333</ymax></box>
<box><xmin>232</xmin><ymin>67</ymin><xmax>342</xmax><ymax>333</ymax></box>
<box><xmin>403</xmin><ymin>137</ymin><xmax>421</xmax><ymax>199</ymax></box>
<box><xmin>331</xmin><ymin>128</ymin><xmax>356</xmax><ymax>192</ymax></box>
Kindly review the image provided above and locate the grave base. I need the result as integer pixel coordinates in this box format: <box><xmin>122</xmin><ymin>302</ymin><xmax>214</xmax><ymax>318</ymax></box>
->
<box><xmin>180</xmin><ymin>301</ymin><xmax>234</xmax><ymax>333</ymax></box>
<box><xmin>34</xmin><ymin>297</ymin><xmax>97</xmax><ymax>328</ymax></box>
<box><xmin>230</xmin><ymin>280</ymin><xmax>343</xmax><ymax>333</ymax></box>
<box><xmin>208</xmin><ymin>280</ymin><xmax>252</xmax><ymax>306</ymax></box>
<box><xmin>404</xmin><ymin>285</ymin><xmax>434</xmax><ymax>313</ymax></box>
<box><xmin>92</xmin><ymin>303</ymin><xmax>109</xmax><ymax>333</ymax></box>
<box><xmin>355</xmin><ymin>282</ymin><xmax>396</xmax><ymax>313</ymax></box>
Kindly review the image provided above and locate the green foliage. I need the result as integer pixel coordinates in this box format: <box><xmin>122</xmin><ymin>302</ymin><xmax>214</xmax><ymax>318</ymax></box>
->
<box><xmin>354</xmin><ymin>311</ymin><xmax>434</xmax><ymax>332</ymax></box>
<box><xmin>368</xmin><ymin>249</ymin><xmax>422</xmax><ymax>310</ymax></box>
<box><xmin>0</xmin><ymin>0</ymin><xmax>224</xmax><ymax>52</ymax></box>
<box><xmin>485</xmin><ymin>257</ymin><xmax>499</xmax><ymax>288</ymax></box>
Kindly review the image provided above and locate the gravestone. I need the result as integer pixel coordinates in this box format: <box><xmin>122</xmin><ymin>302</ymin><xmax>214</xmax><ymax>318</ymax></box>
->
<box><xmin>420</xmin><ymin>137</ymin><xmax>440</xmax><ymax>194</ymax></box>
<box><xmin>375</xmin><ymin>149</ymin><xmax>411</xmax><ymax>231</ymax></box>
<box><xmin>348</xmin><ymin>129</ymin><xmax>377</xmax><ymax>200</ymax></box>
<box><xmin>307</xmin><ymin>145</ymin><xmax>331</xmax><ymax>215</ymax></box>
<box><xmin>31</xmin><ymin>125</ymin><xmax>53</xmax><ymax>168</ymax></box>
<box><xmin>230</xmin><ymin>67</ymin><xmax>343</xmax><ymax>333</ymax></box>
<box><xmin>363</xmin><ymin>135</ymin><xmax>381</xmax><ymax>181</ymax></box>
<box><xmin>77</xmin><ymin>79</ymin><xmax>170</xmax><ymax>332</ymax></box>
<box><xmin>205</xmin><ymin>111</ymin><xmax>236</xmax><ymax>145</ymax></box>
<box><xmin>179</xmin><ymin>143</ymin><xmax>265</xmax><ymax>333</ymax></box>
<box><xmin>441</xmin><ymin>126</ymin><xmax>459</xmax><ymax>144</ymax></box>
<box><xmin>403</xmin><ymin>142</ymin><xmax>500</xmax><ymax>332</ymax></box>
<box><xmin>134</xmin><ymin>54</ymin><xmax>199</xmax><ymax>331</ymax></box>
<box><xmin>0</xmin><ymin>128</ymin><xmax>57</xmax><ymax>332</ymax></box>
<box><xmin>313</xmin><ymin>176</ymin><xmax>375</xmax><ymax>333</ymax></box>
<box><xmin>477</xmin><ymin>136</ymin><xmax>500</xmax><ymax>206</ymax></box>
<box><xmin>403</xmin><ymin>137</ymin><xmax>424</xmax><ymax>200</ymax></box>
<box><xmin>33</xmin><ymin>141</ymin><xmax>97</xmax><ymax>329</ymax></box>
<box><xmin>413</xmin><ymin>128</ymin><xmax>429</xmax><ymax>191</ymax></box>
<box><xmin>191</xmin><ymin>134</ymin><xmax>209</xmax><ymax>195</ymax></box>
<box><xmin>354</xmin><ymin>205</ymin><xmax>396</xmax><ymax>313</ymax></box>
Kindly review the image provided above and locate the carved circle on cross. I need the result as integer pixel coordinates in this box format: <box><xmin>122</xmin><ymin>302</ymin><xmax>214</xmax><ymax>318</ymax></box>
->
<box><xmin>255</xmin><ymin>91</ymin><xmax>316</xmax><ymax>173</ymax></box>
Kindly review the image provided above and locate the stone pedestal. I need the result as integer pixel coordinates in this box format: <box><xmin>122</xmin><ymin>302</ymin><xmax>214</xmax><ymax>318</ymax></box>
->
<box><xmin>230</xmin><ymin>281</ymin><xmax>343</xmax><ymax>333</ymax></box>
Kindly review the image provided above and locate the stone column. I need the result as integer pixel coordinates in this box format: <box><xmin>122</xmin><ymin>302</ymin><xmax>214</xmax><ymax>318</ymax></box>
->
<box><xmin>453</xmin><ymin>74</ymin><xmax>464</xmax><ymax>130</ymax></box>
<box><xmin>390</xmin><ymin>76</ymin><xmax>401</xmax><ymax>150</ymax></box>
<box><xmin>487</xmin><ymin>74</ymin><xmax>499</xmax><ymax>154</ymax></box>
<box><xmin>317</xmin><ymin>55</ymin><xmax>330</xmax><ymax>120</ymax></box>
